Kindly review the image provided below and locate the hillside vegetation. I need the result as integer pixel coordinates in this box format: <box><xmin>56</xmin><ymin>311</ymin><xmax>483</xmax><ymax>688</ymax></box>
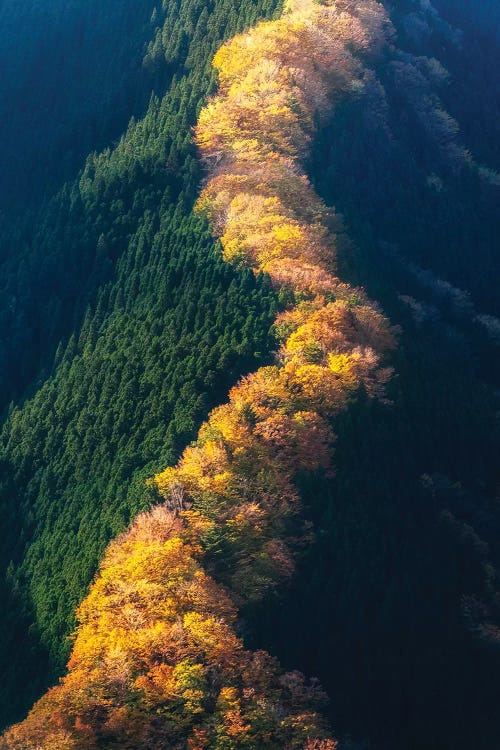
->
<box><xmin>0</xmin><ymin>0</ymin><xmax>499</xmax><ymax>748</ymax></box>
<box><xmin>1</xmin><ymin>2</ymin><xmax>397</xmax><ymax>747</ymax></box>
<box><xmin>0</xmin><ymin>0</ymin><xmax>281</xmax><ymax>729</ymax></box>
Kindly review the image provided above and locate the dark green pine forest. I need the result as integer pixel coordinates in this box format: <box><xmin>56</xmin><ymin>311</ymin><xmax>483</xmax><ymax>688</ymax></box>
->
<box><xmin>0</xmin><ymin>0</ymin><xmax>282</xmax><ymax>728</ymax></box>
<box><xmin>0</xmin><ymin>1</ymin><xmax>499</xmax><ymax>749</ymax></box>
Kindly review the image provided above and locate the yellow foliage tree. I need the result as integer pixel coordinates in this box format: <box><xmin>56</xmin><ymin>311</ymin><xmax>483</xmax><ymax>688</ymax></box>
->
<box><xmin>1</xmin><ymin>1</ymin><xmax>396</xmax><ymax>747</ymax></box>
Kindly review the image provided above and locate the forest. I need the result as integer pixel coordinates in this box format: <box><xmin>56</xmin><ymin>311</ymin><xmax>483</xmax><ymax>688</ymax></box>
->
<box><xmin>0</xmin><ymin>0</ymin><xmax>499</xmax><ymax>748</ymax></box>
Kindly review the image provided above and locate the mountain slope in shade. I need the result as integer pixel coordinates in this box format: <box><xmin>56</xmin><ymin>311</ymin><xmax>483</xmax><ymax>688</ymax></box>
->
<box><xmin>252</xmin><ymin>2</ymin><xmax>500</xmax><ymax>748</ymax></box>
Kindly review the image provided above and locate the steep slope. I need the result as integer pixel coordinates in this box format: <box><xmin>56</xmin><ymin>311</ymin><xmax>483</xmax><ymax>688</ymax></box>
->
<box><xmin>1</xmin><ymin>1</ymin><xmax>396</xmax><ymax>747</ymax></box>
<box><xmin>0</xmin><ymin>0</ymin><xmax>164</xmax><ymax>209</ymax></box>
<box><xmin>0</xmin><ymin>0</ymin><xmax>281</xmax><ymax>730</ymax></box>
<box><xmin>0</xmin><ymin>0</ymin><xmax>279</xmax><ymax>412</ymax></box>
<box><xmin>252</xmin><ymin>2</ymin><xmax>500</xmax><ymax>749</ymax></box>
<box><xmin>1</xmin><ymin>0</ymin><xmax>499</xmax><ymax>748</ymax></box>
<box><xmin>0</xmin><ymin>0</ymin><xmax>160</xmax><ymax>407</ymax></box>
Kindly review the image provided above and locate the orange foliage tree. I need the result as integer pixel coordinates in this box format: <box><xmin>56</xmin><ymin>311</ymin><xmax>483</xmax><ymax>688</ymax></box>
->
<box><xmin>1</xmin><ymin>1</ymin><xmax>396</xmax><ymax>748</ymax></box>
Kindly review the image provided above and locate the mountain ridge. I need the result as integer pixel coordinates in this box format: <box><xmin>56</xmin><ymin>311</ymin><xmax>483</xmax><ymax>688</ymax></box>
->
<box><xmin>0</xmin><ymin>0</ymin><xmax>499</xmax><ymax>747</ymax></box>
<box><xmin>1</xmin><ymin>2</ymin><xmax>397</xmax><ymax>746</ymax></box>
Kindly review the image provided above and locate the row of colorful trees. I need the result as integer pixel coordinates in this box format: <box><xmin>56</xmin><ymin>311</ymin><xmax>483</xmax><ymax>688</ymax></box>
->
<box><xmin>1</xmin><ymin>2</ymin><xmax>395</xmax><ymax>747</ymax></box>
